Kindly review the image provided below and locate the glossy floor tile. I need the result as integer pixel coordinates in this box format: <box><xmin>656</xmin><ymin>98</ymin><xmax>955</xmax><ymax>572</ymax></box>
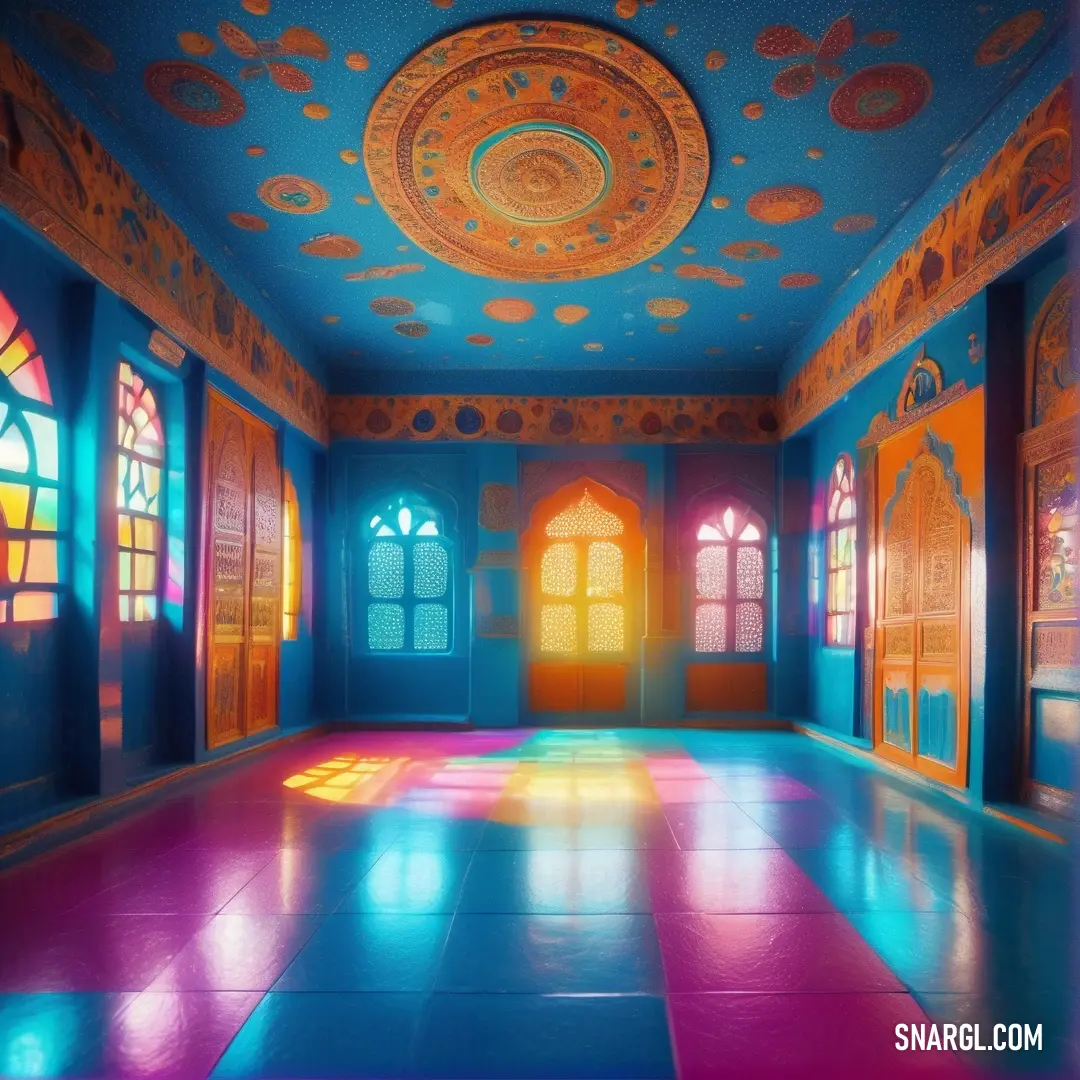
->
<box><xmin>0</xmin><ymin>729</ymin><xmax>1070</xmax><ymax>1077</ymax></box>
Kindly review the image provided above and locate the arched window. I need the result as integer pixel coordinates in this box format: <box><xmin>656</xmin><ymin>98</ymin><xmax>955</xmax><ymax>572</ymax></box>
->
<box><xmin>693</xmin><ymin>500</ymin><xmax>766</xmax><ymax>653</ymax></box>
<box><xmin>117</xmin><ymin>361</ymin><xmax>164</xmax><ymax>622</ymax></box>
<box><xmin>536</xmin><ymin>487</ymin><xmax>630</xmax><ymax>656</ymax></box>
<box><xmin>0</xmin><ymin>289</ymin><xmax>61</xmax><ymax>623</ymax></box>
<box><xmin>282</xmin><ymin>470</ymin><xmax>301</xmax><ymax>640</ymax></box>
<box><xmin>362</xmin><ymin>493</ymin><xmax>451</xmax><ymax>653</ymax></box>
<box><xmin>826</xmin><ymin>454</ymin><xmax>856</xmax><ymax>646</ymax></box>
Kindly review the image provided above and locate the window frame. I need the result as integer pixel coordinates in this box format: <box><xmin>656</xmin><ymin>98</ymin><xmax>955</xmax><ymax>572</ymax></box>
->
<box><xmin>282</xmin><ymin>470</ymin><xmax>301</xmax><ymax>640</ymax></box>
<box><xmin>825</xmin><ymin>453</ymin><xmax>857</xmax><ymax>648</ymax></box>
<box><xmin>689</xmin><ymin>498</ymin><xmax>768</xmax><ymax>656</ymax></box>
<box><xmin>116</xmin><ymin>360</ymin><xmax>165</xmax><ymax>624</ymax></box>
<box><xmin>0</xmin><ymin>288</ymin><xmax>62</xmax><ymax>625</ymax></box>
<box><xmin>359</xmin><ymin>493</ymin><xmax>454</xmax><ymax>656</ymax></box>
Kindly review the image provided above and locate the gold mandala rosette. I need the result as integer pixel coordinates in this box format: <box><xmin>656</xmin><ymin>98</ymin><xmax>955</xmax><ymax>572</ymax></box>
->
<box><xmin>364</xmin><ymin>20</ymin><xmax>709</xmax><ymax>281</ymax></box>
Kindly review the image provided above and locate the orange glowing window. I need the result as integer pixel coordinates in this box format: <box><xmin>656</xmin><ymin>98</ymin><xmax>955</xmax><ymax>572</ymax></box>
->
<box><xmin>826</xmin><ymin>454</ymin><xmax>856</xmax><ymax>646</ymax></box>
<box><xmin>282</xmin><ymin>471</ymin><xmax>301</xmax><ymax>640</ymax></box>
<box><xmin>117</xmin><ymin>361</ymin><xmax>164</xmax><ymax>622</ymax></box>
<box><xmin>693</xmin><ymin>501</ymin><xmax>766</xmax><ymax>653</ymax></box>
<box><xmin>0</xmin><ymin>289</ymin><xmax>61</xmax><ymax>624</ymax></box>
<box><xmin>531</xmin><ymin>487</ymin><xmax>638</xmax><ymax>657</ymax></box>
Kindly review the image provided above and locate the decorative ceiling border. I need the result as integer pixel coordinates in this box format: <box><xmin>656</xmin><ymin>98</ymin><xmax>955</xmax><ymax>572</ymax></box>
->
<box><xmin>780</xmin><ymin>78</ymin><xmax>1073</xmax><ymax>437</ymax></box>
<box><xmin>328</xmin><ymin>394</ymin><xmax>779</xmax><ymax>445</ymax></box>
<box><xmin>0</xmin><ymin>40</ymin><xmax>329</xmax><ymax>444</ymax></box>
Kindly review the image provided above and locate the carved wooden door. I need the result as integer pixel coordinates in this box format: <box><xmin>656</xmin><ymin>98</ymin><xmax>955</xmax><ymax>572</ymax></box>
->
<box><xmin>205</xmin><ymin>390</ymin><xmax>280</xmax><ymax>749</ymax></box>
<box><xmin>875</xmin><ymin>446</ymin><xmax>970</xmax><ymax>787</ymax></box>
<box><xmin>1019</xmin><ymin>417</ymin><xmax>1078</xmax><ymax>812</ymax></box>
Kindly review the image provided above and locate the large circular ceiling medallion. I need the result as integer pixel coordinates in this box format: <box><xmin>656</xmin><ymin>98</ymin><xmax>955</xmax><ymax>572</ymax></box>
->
<box><xmin>746</xmin><ymin>185</ymin><xmax>823</xmax><ymax>224</ymax></box>
<box><xmin>363</xmin><ymin>20</ymin><xmax>709</xmax><ymax>281</ymax></box>
<box><xmin>829</xmin><ymin>64</ymin><xmax>932</xmax><ymax>132</ymax></box>
<box><xmin>144</xmin><ymin>62</ymin><xmax>245</xmax><ymax>126</ymax></box>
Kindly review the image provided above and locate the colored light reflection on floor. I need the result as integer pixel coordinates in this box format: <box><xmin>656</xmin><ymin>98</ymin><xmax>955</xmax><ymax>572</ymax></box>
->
<box><xmin>281</xmin><ymin>756</ymin><xmax>410</xmax><ymax>804</ymax></box>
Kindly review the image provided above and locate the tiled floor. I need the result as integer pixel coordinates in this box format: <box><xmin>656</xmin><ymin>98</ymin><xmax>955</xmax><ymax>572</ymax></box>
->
<box><xmin>0</xmin><ymin>729</ymin><xmax>1072</xmax><ymax>1078</ymax></box>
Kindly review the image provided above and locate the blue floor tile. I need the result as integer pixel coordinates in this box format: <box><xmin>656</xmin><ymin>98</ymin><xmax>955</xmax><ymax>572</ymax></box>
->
<box><xmin>336</xmin><ymin>848</ymin><xmax>472</xmax><ymax>913</ymax></box>
<box><xmin>210</xmin><ymin>992</ymin><xmax>425</xmax><ymax>1078</ymax></box>
<box><xmin>436</xmin><ymin>913</ymin><xmax>665</xmax><ymax>994</ymax></box>
<box><xmin>413</xmin><ymin>993</ymin><xmax>676</xmax><ymax>1079</ymax></box>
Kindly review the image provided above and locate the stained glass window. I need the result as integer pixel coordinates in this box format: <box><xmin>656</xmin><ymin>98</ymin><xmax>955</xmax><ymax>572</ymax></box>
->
<box><xmin>693</xmin><ymin>501</ymin><xmax>766</xmax><ymax>653</ymax></box>
<box><xmin>116</xmin><ymin>361</ymin><xmax>164</xmax><ymax>622</ymax></box>
<box><xmin>826</xmin><ymin>455</ymin><xmax>856</xmax><ymax>646</ymax></box>
<box><xmin>282</xmin><ymin>471</ymin><xmax>301</xmax><ymax>640</ymax></box>
<box><xmin>537</xmin><ymin>488</ymin><xmax>630</xmax><ymax>655</ymax></box>
<box><xmin>363</xmin><ymin>494</ymin><xmax>452</xmax><ymax>652</ymax></box>
<box><xmin>0</xmin><ymin>289</ymin><xmax>61</xmax><ymax>624</ymax></box>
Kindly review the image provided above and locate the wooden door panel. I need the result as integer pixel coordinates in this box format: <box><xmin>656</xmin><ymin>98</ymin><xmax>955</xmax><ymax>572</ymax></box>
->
<box><xmin>204</xmin><ymin>390</ymin><xmax>281</xmax><ymax>749</ymax></box>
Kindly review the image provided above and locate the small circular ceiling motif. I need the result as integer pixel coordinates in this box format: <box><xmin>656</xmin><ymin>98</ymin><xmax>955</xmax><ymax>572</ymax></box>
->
<box><xmin>615</xmin><ymin>0</ymin><xmax>639</xmax><ymax>17</ymax></box>
<box><xmin>731</xmin><ymin>154</ymin><xmax>747</xmax><ymax>166</ymax></box>
<box><xmin>363</xmin><ymin>20</ymin><xmax>709</xmax><ymax>282</ymax></box>
<box><xmin>554</xmin><ymin>304</ymin><xmax>590</xmax><ymax>325</ymax></box>
<box><xmin>370</xmin><ymin>297</ymin><xmax>416</xmax><ymax>317</ymax></box>
<box><xmin>710</xmin><ymin>196</ymin><xmax>731</xmax><ymax>209</ymax></box>
<box><xmin>646</xmin><ymin>298</ymin><xmax>690</xmax><ymax>318</ymax></box>
<box><xmin>258</xmin><ymin>175</ymin><xmax>330</xmax><ymax>213</ymax></box>
<box><xmin>34</xmin><ymin>12</ymin><xmax>117</xmax><ymax>73</ymax></box>
<box><xmin>657</xmin><ymin>323</ymin><xmax>679</xmax><ymax>334</ymax></box>
<box><xmin>583</xmin><ymin>342</ymin><xmax>604</xmax><ymax>351</ymax></box>
<box><xmin>178</xmin><ymin>32</ymin><xmax>216</xmax><ymax>57</ymax></box>
<box><xmin>354</xmin><ymin>194</ymin><xmax>372</xmax><ymax>205</ymax></box>
<box><xmin>241</xmin><ymin>0</ymin><xmax>271</xmax><ymax>14</ymax></box>
<box><xmin>738</xmin><ymin>312</ymin><xmax>756</xmax><ymax>321</ymax></box>
<box><xmin>266</xmin><ymin>62</ymin><xmax>313</xmax><ymax>93</ymax></box>
<box><xmin>340</xmin><ymin>150</ymin><xmax>360</xmax><ymax>165</ymax></box>
<box><xmin>345</xmin><ymin>51</ymin><xmax>370</xmax><ymax>70</ymax></box>
<box><xmin>807</xmin><ymin>146</ymin><xmax>824</xmax><ymax>159</ymax></box>
<box><xmin>466</xmin><ymin>333</ymin><xmax>495</xmax><ymax>345</ymax></box>
<box><xmin>303</xmin><ymin>102</ymin><xmax>331</xmax><ymax>120</ymax></box>
<box><xmin>722</xmin><ymin>241</ymin><xmax>780</xmax><ymax>261</ymax></box>
<box><xmin>483</xmin><ymin>298</ymin><xmax>536</xmax><ymax>323</ymax></box>
<box><xmin>299</xmin><ymin>234</ymin><xmax>362</xmax><ymax>258</ymax></box>
<box><xmin>322</xmin><ymin>315</ymin><xmax>340</xmax><ymax>324</ymax></box>
<box><xmin>975</xmin><ymin>11</ymin><xmax>1043</xmax><ymax>66</ymax></box>
<box><xmin>394</xmin><ymin>321</ymin><xmax>430</xmax><ymax>338</ymax></box>
<box><xmin>742</xmin><ymin>102</ymin><xmax>764</xmax><ymax>120</ymax></box>
<box><xmin>779</xmin><ymin>272</ymin><xmax>821</xmax><ymax>288</ymax></box>
<box><xmin>246</xmin><ymin>145</ymin><xmax>265</xmax><ymax>156</ymax></box>
<box><xmin>227</xmin><ymin>212</ymin><xmax>268</xmax><ymax>231</ymax></box>
<box><xmin>829</xmin><ymin>64</ymin><xmax>932</xmax><ymax>132</ymax></box>
<box><xmin>833</xmin><ymin>213</ymin><xmax>877</xmax><ymax>233</ymax></box>
<box><xmin>863</xmin><ymin>30</ymin><xmax>900</xmax><ymax>47</ymax></box>
<box><xmin>705</xmin><ymin>51</ymin><xmax>728</xmax><ymax>70</ymax></box>
<box><xmin>144</xmin><ymin>62</ymin><xmax>245</xmax><ymax>126</ymax></box>
<box><xmin>746</xmin><ymin>186</ymin><xmax>823</xmax><ymax>224</ymax></box>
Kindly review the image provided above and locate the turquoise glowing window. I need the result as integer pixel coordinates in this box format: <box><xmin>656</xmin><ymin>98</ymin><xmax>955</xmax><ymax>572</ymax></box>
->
<box><xmin>693</xmin><ymin>502</ymin><xmax>766</xmax><ymax>653</ymax></box>
<box><xmin>362</xmin><ymin>494</ymin><xmax>452</xmax><ymax>653</ymax></box>
<box><xmin>0</xmin><ymin>289</ymin><xmax>62</xmax><ymax>624</ymax></box>
<box><xmin>117</xmin><ymin>361</ymin><xmax>164</xmax><ymax>623</ymax></box>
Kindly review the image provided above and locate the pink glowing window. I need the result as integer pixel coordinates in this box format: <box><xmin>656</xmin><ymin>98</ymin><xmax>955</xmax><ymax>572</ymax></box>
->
<box><xmin>0</xmin><ymin>289</ymin><xmax>61</xmax><ymax>623</ymax></box>
<box><xmin>826</xmin><ymin>454</ymin><xmax>856</xmax><ymax>647</ymax></box>
<box><xmin>117</xmin><ymin>361</ymin><xmax>164</xmax><ymax>622</ymax></box>
<box><xmin>693</xmin><ymin>502</ymin><xmax>766</xmax><ymax>653</ymax></box>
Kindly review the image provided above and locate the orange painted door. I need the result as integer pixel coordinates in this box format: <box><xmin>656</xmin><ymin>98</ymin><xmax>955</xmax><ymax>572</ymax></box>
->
<box><xmin>874</xmin><ymin>390</ymin><xmax>979</xmax><ymax>788</ymax></box>
<box><xmin>205</xmin><ymin>390</ymin><xmax>281</xmax><ymax>749</ymax></box>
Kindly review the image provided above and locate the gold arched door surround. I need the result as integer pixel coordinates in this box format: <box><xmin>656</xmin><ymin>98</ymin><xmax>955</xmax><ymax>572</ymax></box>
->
<box><xmin>873</xmin><ymin>390</ymin><xmax>982</xmax><ymax>788</ymax></box>
<box><xmin>521</xmin><ymin>478</ymin><xmax>644</xmax><ymax>716</ymax></box>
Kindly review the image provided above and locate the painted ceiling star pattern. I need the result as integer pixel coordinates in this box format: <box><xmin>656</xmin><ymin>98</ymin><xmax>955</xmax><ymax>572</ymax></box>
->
<box><xmin>11</xmin><ymin>0</ymin><xmax>1063</xmax><ymax>386</ymax></box>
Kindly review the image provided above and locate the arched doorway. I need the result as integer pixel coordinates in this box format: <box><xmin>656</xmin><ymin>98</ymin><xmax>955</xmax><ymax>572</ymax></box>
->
<box><xmin>874</xmin><ymin>436</ymin><xmax>972</xmax><ymax>787</ymax></box>
<box><xmin>520</xmin><ymin>478</ymin><xmax>644</xmax><ymax>723</ymax></box>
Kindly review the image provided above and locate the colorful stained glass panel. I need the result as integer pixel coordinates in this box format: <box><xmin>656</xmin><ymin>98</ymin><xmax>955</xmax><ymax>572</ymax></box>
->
<box><xmin>546</xmin><ymin>490</ymin><xmax>624</xmax><ymax>538</ymax></box>
<box><xmin>368</xmin><ymin>540</ymin><xmax>404</xmax><ymax>599</ymax></box>
<box><xmin>413</xmin><ymin>541</ymin><xmax>448</xmax><ymax>599</ymax></box>
<box><xmin>736</xmin><ymin>546</ymin><xmax>764</xmax><ymax>600</ymax></box>
<box><xmin>587</xmin><ymin>602</ymin><xmax>624</xmax><ymax>652</ymax></box>
<box><xmin>587</xmin><ymin>541</ymin><xmax>623</xmax><ymax>598</ymax></box>
<box><xmin>540</xmin><ymin>603</ymin><xmax>577</xmax><ymax>653</ymax></box>
<box><xmin>695</xmin><ymin>602</ymin><xmax>726</xmax><ymax>652</ymax></box>
<box><xmin>696</xmin><ymin>545</ymin><xmax>727</xmax><ymax>600</ymax></box>
<box><xmin>541</xmin><ymin>542</ymin><xmax>577</xmax><ymax>597</ymax></box>
<box><xmin>414</xmin><ymin>602</ymin><xmax>449</xmax><ymax>650</ymax></box>
<box><xmin>735</xmin><ymin>601</ymin><xmax>764</xmax><ymax>652</ymax></box>
<box><xmin>368</xmin><ymin>602</ymin><xmax>405</xmax><ymax>650</ymax></box>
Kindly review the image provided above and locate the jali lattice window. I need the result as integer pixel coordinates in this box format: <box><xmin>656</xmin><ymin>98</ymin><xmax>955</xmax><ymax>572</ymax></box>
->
<box><xmin>0</xmin><ymin>289</ymin><xmax>61</xmax><ymax>623</ymax></box>
<box><xmin>693</xmin><ymin>502</ymin><xmax>766</xmax><ymax>653</ymax></box>
<box><xmin>826</xmin><ymin>454</ymin><xmax>856</xmax><ymax>647</ymax></box>
<box><xmin>539</xmin><ymin>489</ymin><xmax>628</xmax><ymax>655</ymax></box>
<box><xmin>282</xmin><ymin>471</ymin><xmax>301</xmax><ymax>640</ymax></box>
<box><xmin>117</xmin><ymin>361</ymin><xmax>164</xmax><ymax>621</ymax></box>
<box><xmin>363</xmin><ymin>494</ymin><xmax>451</xmax><ymax>652</ymax></box>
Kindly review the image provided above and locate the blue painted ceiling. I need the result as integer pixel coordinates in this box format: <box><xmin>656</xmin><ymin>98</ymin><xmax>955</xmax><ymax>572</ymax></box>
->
<box><xmin>3</xmin><ymin>0</ymin><xmax>1065</xmax><ymax>394</ymax></box>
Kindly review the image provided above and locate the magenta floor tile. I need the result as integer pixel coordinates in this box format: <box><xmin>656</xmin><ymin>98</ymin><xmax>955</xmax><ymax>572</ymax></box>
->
<box><xmin>0</xmin><ymin>914</ymin><xmax>212</xmax><ymax>992</ymax></box>
<box><xmin>663</xmin><ymin>803</ymin><xmax>781</xmax><ymax>850</ymax></box>
<box><xmin>644</xmin><ymin>849</ymin><xmax>835</xmax><ymax>913</ymax></box>
<box><xmin>110</xmin><ymin>990</ymin><xmax>262</xmax><ymax>1079</ymax></box>
<box><xmin>220</xmin><ymin>848</ymin><xmax>381</xmax><ymax>914</ymax></box>
<box><xmin>656</xmin><ymin>912</ymin><xmax>905</xmax><ymax>992</ymax></box>
<box><xmin>669</xmin><ymin>992</ymin><xmax>965</xmax><ymax>1079</ymax></box>
<box><xmin>716</xmin><ymin>775</ymin><xmax>821</xmax><ymax>802</ymax></box>
<box><xmin>149</xmin><ymin>914</ymin><xmax>322</xmax><ymax>991</ymax></box>
<box><xmin>652</xmin><ymin>779</ymin><xmax>731</xmax><ymax>804</ymax></box>
<box><xmin>73</xmin><ymin>851</ymin><xmax>277</xmax><ymax>914</ymax></box>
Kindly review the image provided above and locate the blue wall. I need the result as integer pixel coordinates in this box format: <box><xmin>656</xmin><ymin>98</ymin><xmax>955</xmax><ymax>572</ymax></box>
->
<box><xmin>0</xmin><ymin>211</ymin><xmax>326</xmax><ymax>836</ymax></box>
